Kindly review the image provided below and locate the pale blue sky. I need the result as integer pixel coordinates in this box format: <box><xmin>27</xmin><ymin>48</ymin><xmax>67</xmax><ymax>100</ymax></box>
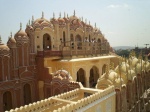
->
<box><xmin>0</xmin><ymin>0</ymin><xmax>150</xmax><ymax>47</ymax></box>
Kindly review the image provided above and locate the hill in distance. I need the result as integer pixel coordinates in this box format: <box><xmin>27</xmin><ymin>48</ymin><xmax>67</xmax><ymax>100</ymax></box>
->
<box><xmin>113</xmin><ymin>46</ymin><xmax>135</xmax><ymax>50</ymax></box>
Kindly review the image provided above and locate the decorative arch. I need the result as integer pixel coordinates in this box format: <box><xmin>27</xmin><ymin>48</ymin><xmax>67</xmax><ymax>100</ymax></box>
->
<box><xmin>3</xmin><ymin>91</ymin><xmax>12</xmax><ymax>111</ymax></box>
<box><xmin>76</xmin><ymin>68</ymin><xmax>86</xmax><ymax>87</ymax></box>
<box><xmin>89</xmin><ymin>66</ymin><xmax>99</xmax><ymax>88</ymax></box>
<box><xmin>102</xmin><ymin>64</ymin><xmax>107</xmax><ymax>75</ymax></box>
<box><xmin>63</xmin><ymin>31</ymin><xmax>66</xmax><ymax>46</ymax></box>
<box><xmin>70</xmin><ymin>34</ymin><xmax>74</xmax><ymax>49</ymax></box>
<box><xmin>43</xmin><ymin>33</ymin><xmax>51</xmax><ymax>50</ymax></box>
<box><xmin>75</xmin><ymin>34</ymin><xmax>82</xmax><ymax>49</ymax></box>
<box><xmin>54</xmin><ymin>88</ymin><xmax>61</xmax><ymax>95</ymax></box>
<box><xmin>23</xmin><ymin>83</ymin><xmax>32</xmax><ymax>105</ymax></box>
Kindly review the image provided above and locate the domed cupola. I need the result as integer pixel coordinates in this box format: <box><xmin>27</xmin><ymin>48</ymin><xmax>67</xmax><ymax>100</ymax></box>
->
<box><xmin>57</xmin><ymin>13</ymin><xmax>66</xmax><ymax>27</ymax></box>
<box><xmin>14</xmin><ymin>23</ymin><xmax>29</xmax><ymax>44</ymax></box>
<box><xmin>7</xmin><ymin>32</ymin><xmax>16</xmax><ymax>48</ymax></box>
<box><xmin>50</xmin><ymin>13</ymin><xmax>58</xmax><ymax>24</ymax></box>
<box><xmin>0</xmin><ymin>36</ymin><xmax>10</xmax><ymax>56</ymax></box>
<box><xmin>93</xmin><ymin>23</ymin><xmax>101</xmax><ymax>34</ymax></box>
<box><xmin>33</xmin><ymin>12</ymin><xmax>53</xmax><ymax>30</ymax></box>
<box><xmin>69</xmin><ymin>10</ymin><xmax>78</xmax><ymax>22</ymax></box>
<box><xmin>52</xmin><ymin>69</ymin><xmax>73</xmax><ymax>81</ymax></box>
<box><xmin>63</xmin><ymin>12</ymin><xmax>69</xmax><ymax>23</ymax></box>
<box><xmin>69</xmin><ymin>10</ymin><xmax>83</xmax><ymax>30</ymax></box>
<box><xmin>85</xmin><ymin>21</ymin><xmax>93</xmax><ymax>32</ymax></box>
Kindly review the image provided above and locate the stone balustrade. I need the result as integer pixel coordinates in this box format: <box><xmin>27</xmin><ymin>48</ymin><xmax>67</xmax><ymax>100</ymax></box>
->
<box><xmin>7</xmin><ymin>86</ymin><xmax>115</xmax><ymax>112</ymax></box>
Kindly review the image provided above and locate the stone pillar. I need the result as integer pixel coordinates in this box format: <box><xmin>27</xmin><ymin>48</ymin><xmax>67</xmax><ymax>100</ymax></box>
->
<box><xmin>85</xmin><ymin>76</ymin><xmax>89</xmax><ymax>87</ymax></box>
<box><xmin>85</xmin><ymin>68</ymin><xmax>90</xmax><ymax>88</ymax></box>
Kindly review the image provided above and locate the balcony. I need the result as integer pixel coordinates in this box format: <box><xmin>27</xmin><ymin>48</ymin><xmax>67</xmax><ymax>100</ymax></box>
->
<box><xmin>37</xmin><ymin>41</ymin><xmax>109</xmax><ymax>58</ymax></box>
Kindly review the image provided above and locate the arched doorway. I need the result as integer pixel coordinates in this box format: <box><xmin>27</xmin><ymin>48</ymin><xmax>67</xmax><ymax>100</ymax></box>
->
<box><xmin>63</xmin><ymin>31</ymin><xmax>66</xmax><ymax>46</ymax></box>
<box><xmin>23</xmin><ymin>84</ymin><xmax>32</xmax><ymax>105</ymax></box>
<box><xmin>102</xmin><ymin>64</ymin><xmax>106</xmax><ymax>75</ymax></box>
<box><xmin>43</xmin><ymin>33</ymin><xmax>51</xmax><ymax>50</ymax></box>
<box><xmin>3</xmin><ymin>91</ymin><xmax>12</xmax><ymax>111</ymax></box>
<box><xmin>76</xmin><ymin>68</ymin><xmax>86</xmax><ymax>86</ymax></box>
<box><xmin>70</xmin><ymin>34</ymin><xmax>74</xmax><ymax>49</ymax></box>
<box><xmin>89</xmin><ymin>66</ymin><xmax>99</xmax><ymax>88</ymax></box>
<box><xmin>75</xmin><ymin>34</ymin><xmax>82</xmax><ymax>49</ymax></box>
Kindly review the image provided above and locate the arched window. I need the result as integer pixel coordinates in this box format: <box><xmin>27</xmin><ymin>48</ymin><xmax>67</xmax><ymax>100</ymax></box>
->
<box><xmin>24</xmin><ymin>84</ymin><xmax>31</xmax><ymax>105</ymax></box>
<box><xmin>89</xmin><ymin>66</ymin><xmax>99</xmax><ymax>88</ymax></box>
<box><xmin>54</xmin><ymin>88</ymin><xmax>61</xmax><ymax>95</ymax></box>
<box><xmin>89</xmin><ymin>35</ymin><xmax>91</xmax><ymax>42</ymax></box>
<box><xmin>102</xmin><ymin>64</ymin><xmax>106</xmax><ymax>75</ymax></box>
<box><xmin>3</xmin><ymin>91</ymin><xmax>12</xmax><ymax>111</ymax></box>
<box><xmin>75</xmin><ymin>34</ymin><xmax>82</xmax><ymax>49</ymax></box>
<box><xmin>43</xmin><ymin>33</ymin><xmax>51</xmax><ymax>50</ymax></box>
<box><xmin>63</xmin><ymin>31</ymin><xmax>66</xmax><ymax>46</ymax></box>
<box><xmin>70</xmin><ymin>34</ymin><xmax>74</xmax><ymax>49</ymax></box>
<box><xmin>76</xmin><ymin>68</ymin><xmax>86</xmax><ymax>86</ymax></box>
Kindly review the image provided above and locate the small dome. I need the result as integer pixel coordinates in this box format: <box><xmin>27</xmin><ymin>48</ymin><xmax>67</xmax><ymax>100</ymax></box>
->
<box><xmin>115</xmin><ymin>78</ymin><xmax>124</xmax><ymax>87</ymax></box>
<box><xmin>14</xmin><ymin>24</ymin><xmax>29</xmax><ymax>43</ymax></box>
<box><xmin>33</xmin><ymin>17</ymin><xmax>53</xmax><ymax>29</ymax></box>
<box><xmin>0</xmin><ymin>40</ymin><xmax>10</xmax><ymax>55</ymax></box>
<box><xmin>53</xmin><ymin>69</ymin><xmax>73</xmax><ymax>81</ymax></box>
<box><xmin>129</xmin><ymin>56</ymin><xmax>138</xmax><ymax>68</ymax></box>
<box><xmin>108</xmin><ymin>71</ymin><xmax>118</xmax><ymax>83</ymax></box>
<box><xmin>69</xmin><ymin>15</ymin><xmax>78</xmax><ymax>22</ymax></box>
<box><xmin>34</xmin><ymin>18</ymin><xmax>49</xmax><ymax>24</ymax></box>
<box><xmin>15</xmin><ymin>30</ymin><xmax>27</xmax><ymax>37</ymax></box>
<box><xmin>58</xmin><ymin>17</ymin><xmax>65</xmax><ymax>23</ymax></box>
<box><xmin>72</xmin><ymin>19</ymin><xmax>82</xmax><ymax>27</ymax></box>
<box><xmin>7</xmin><ymin>37</ymin><xmax>16</xmax><ymax>48</ymax></box>
<box><xmin>51</xmin><ymin>18</ymin><xmax>58</xmax><ymax>24</ymax></box>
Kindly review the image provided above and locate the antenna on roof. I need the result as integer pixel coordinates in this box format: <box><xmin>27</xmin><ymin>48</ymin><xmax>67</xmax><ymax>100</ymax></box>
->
<box><xmin>144</xmin><ymin>44</ymin><xmax>149</xmax><ymax>48</ymax></box>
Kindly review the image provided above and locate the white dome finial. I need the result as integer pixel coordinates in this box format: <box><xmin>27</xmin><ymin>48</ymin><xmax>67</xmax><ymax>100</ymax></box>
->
<box><xmin>20</xmin><ymin>22</ymin><xmax>22</xmax><ymax>30</ymax></box>
<box><xmin>42</xmin><ymin>11</ymin><xmax>44</xmax><ymax>18</ymax></box>
<box><xmin>74</xmin><ymin>10</ymin><xmax>75</xmax><ymax>16</ymax></box>
<box><xmin>29</xmin><ymin>19</ymin><xmax>30</xmax><ymax>25</ymax></box>
<box><xmin>10</xmin><ymin>32</ymin><xmax>12</xmax><ymax>38</ymax></box>
<box><xmin>59</xmin><ymin>12</ymin><xmax>61</xmax><ymax>18</ymax></box>
<box><xmin>85</xmin><ymin>19</ymin><xmax>87</xmax><ymax>23</ymax></box>
<box><xmin>67</xmin><ymin>13</ymin><xmax>69</xmax><ymax>18</ymax></box>
<box><xmin>53</xmin><ymin>12</ymin><xmax>55</xmax><ymax>18</ymax></box>
<box><xmin>0</xmin><ymin>35</ymin><xmax>2</xmax><ymax>43</ymax></box>
<box><xmin>64</xmin><ymin>12</ymin><xmax>66</xmax><ymax>18</ymax></box>
<box><xmin>32</xmin><ymin>15</ymin><xmax>34</xmax><ymax>24</ymax></box>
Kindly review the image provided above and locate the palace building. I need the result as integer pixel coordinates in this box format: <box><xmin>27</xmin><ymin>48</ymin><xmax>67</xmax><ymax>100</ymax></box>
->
<box><xmin>0</xmin><ymin>11</ymin><xmax>150</xmax><ymax>112</ymax></box>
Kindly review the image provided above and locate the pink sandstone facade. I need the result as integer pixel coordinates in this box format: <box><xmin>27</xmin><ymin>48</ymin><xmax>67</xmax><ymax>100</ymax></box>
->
<box><xmin>0</xmin><ymin>11</ymin><xmax>150</xmax><ymax>112</ymax></box>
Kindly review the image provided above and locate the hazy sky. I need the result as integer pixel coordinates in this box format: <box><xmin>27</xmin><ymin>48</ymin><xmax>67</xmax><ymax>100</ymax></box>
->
<box><xmin>0</xmin><ymin>0</ymin><xmax>150</xmax><ymax>47</ymax></box>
